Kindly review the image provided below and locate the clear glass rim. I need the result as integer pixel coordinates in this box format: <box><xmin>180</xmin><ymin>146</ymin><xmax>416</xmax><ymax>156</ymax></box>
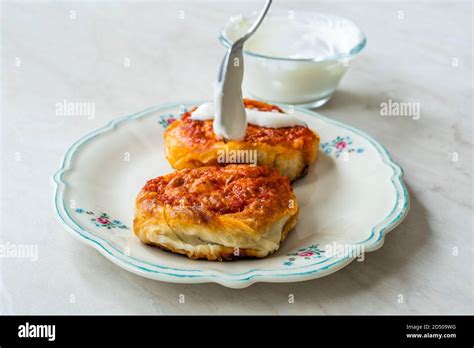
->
<box><xmin>219</xmin><ymin>12</ymin><xmax>367</xmax><ymax>63</ymax></box>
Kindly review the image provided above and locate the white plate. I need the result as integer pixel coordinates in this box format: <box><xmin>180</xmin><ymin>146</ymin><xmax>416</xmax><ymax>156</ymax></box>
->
<box><xmin>52</xmin><ymin>102</ymin><xmax>409</xmax><ymax>288</ymax></box>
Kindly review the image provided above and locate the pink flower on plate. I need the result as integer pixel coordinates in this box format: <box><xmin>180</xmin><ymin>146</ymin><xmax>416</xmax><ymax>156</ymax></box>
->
<box><xmin>335</xmin><ymin>141</ymin><xmax>347</xmax><ymax>150</ymax></box>
<box><xmin>298</xmin><ymin>251</ymin><xmax>314</xmax><ymax>257</ymax></box>
<box><xmin>97</xmin><ymin>217</ymin><xmax>110</xmax><ymax>225</ymax></box>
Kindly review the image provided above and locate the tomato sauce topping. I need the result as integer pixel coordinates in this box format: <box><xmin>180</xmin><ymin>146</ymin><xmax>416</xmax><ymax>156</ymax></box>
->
<box><xmin>143</xmin><ymin>165</ymin><xmax>293</xmax><ymax>215</ymax></box>
<box><xmin>172</xmin><ymin>99</ymin><xmax>316</xmax><ymax>151</ymax></box>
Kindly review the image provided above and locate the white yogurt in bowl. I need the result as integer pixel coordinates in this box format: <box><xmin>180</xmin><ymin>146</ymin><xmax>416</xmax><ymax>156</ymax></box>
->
<box><xmin>220</xmin><ymin>11</ymin><xmax>366</xmax><ymax>107</ymax></box>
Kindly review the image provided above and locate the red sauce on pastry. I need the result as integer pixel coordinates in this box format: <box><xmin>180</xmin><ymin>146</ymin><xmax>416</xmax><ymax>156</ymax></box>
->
<box><xmin>172</xmin><ymin>99</ymin><xmax>317</xmax><ymax>152</ymax></box>
<box><xmin>142</xmin><ymin>165</ymin><xmax>294</xmax><ymax>215</ymax></box>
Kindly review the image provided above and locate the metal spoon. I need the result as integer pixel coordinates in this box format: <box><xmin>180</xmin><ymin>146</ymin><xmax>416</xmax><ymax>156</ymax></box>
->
<box><xmin>213</xmin><ymin>0</ymin><xmax>272</xmax><ymax>140</ymax></box>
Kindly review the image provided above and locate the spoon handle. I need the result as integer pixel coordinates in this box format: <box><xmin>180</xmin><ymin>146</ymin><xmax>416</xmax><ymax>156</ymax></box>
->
<box><xmin>214</xmin><ymin>0</ymin><xmax>272</xmax><ymax>140</ymax></box>
<box><xmin>234</xmin><ymin>0</ymin><xmax>272</xmax><ymax>47</ymax></box>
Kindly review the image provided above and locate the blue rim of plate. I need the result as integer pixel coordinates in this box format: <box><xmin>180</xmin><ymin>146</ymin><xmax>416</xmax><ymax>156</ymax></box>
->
<box><xmin>52</xmin><ymin>101</ymin><xmax>409</xmax><ymax>284</ymax></box>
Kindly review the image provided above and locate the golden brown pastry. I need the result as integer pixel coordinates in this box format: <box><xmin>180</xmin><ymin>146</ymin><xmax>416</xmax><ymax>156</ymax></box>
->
<box><xmin>164</xmin><ymin>99</ymin><xmax>319</xmax><ymax>182</ymax></box>
<box><xmin>134</xmin><ymin>165</ymin><xmax>298</xmax><ymax>261</ymax></box>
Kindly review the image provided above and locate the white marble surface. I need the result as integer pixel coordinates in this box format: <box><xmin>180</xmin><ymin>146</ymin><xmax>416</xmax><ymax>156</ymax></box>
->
<box><xmin>1</xmin><ymin>0</ymin><xmax>472</xmax><ymax>314</ymax></box>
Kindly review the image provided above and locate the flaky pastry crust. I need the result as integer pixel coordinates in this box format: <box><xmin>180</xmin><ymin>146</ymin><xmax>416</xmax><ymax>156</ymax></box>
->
<box><xmin>134</xmin><ymin>165</ymin><xmax>298</xmax><ymax>261</ymax></box>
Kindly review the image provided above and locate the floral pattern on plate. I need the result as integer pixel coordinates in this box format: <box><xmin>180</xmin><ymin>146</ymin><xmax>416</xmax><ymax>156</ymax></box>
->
<box><xmin>158</xmin><ymin>114</ymin><xmax>177</xmax><ymax>128</ymax></box>
<box><xmin>321</xmin><ymin>136</ymin><xmax>364</xmax><ymax>158</ymax></box>
<box><xmin>283</xmin><ymin>244</ymin><xmax>325</xmax><ymax>266</ymax></box>
<box><xmin>75</xmin><ymin>208</ymin><xmax>128</xmax><ymax>230</ymax></box>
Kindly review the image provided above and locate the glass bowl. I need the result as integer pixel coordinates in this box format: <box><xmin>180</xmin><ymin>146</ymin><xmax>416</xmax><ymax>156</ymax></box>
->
<box><xmin>219</xmin><ymin>11</ymin><xmax>366</xmax><ymax>108</ymax></box>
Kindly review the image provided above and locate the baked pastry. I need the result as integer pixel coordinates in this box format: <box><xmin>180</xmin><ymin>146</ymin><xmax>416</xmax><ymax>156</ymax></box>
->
<box><xmin>164</xmin><ymin>99</ymin><xmax>319</xmax><ymax>181</ymax></box>
<box><xmin>134</xmin><ymin>165</ymin><xmax>298</xmax><ymax>261</ymax></box>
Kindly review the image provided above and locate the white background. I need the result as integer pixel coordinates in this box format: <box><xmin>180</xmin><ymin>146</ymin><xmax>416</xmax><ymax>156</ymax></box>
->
<box><xmin>1</xmin><ymin>0</ymin><xmax>472</xmax><ymax>314</ymax></box>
